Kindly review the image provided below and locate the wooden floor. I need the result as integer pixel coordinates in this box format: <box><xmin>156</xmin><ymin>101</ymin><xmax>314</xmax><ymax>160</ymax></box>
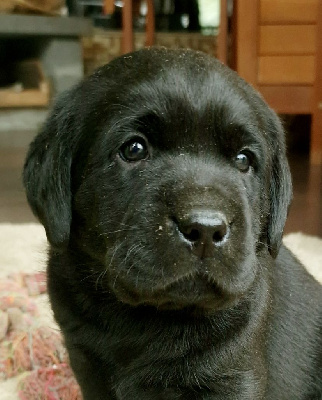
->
<box><xmin>0</xmin><ymin>129</ymin><xmax>321</xmax><ymax>237</ymax></box>
<box><xmin>0</xmin><ymin>146</ymin><xmax>36</xmax><ymax>223</ymax></box>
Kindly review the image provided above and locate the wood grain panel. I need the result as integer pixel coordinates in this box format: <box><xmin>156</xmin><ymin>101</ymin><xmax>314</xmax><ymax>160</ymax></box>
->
<box><xmin>258</xmin><ymin>56</ymin><xmax>315</xmax><ymax>85</ymax></box>
<box><xmin>217</xmin><ymin>0</ymin><xmax>228</xmax><ymax>63</ymax></box>
<box><xmin>260</xmin><ymin>25</ymin><xmax>316</xmax><ymax>55</ymax></box>
<box><xmin>311</xmin><ymin>0</ymin><xmax>322</xmax><ymax>164</ymax></box>
<box><xmin>258</xmin><ymin>86</ymin><xmax>313</xmax><ymax>113</ymax></box>
<box><xmin>234</xmin><ymin>0</ymin><xmax>259</xmax><ymax>85</ymax></box>
<box><xmin>260</xmin><ymin>0</ymin><xmax>318</xmax><ymax>24</ymax></box>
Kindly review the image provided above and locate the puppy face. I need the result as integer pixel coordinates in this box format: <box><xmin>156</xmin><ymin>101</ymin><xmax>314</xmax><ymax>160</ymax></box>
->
<box><xmin>24</xmin><ymin>48</ymin><xmax>292</xmax><ymax>313</ymax></box>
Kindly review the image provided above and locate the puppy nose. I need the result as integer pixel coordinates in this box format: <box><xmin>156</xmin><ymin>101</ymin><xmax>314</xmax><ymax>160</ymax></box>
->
<box><xmin>175</xmin><ymin>211</ymin><xmax>229</xmax><ymax>258</ymax></box>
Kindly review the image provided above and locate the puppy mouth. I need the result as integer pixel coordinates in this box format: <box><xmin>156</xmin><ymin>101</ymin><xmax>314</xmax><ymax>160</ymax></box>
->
<box><xmin>153</xmin><ymin>274</ymin><xmax>237</xmax><ymax>310</ymax></box>
<box><xmin>114</xmin><ymin>271</ymin><xmax>241</xmax><ymax>313</ymax></box>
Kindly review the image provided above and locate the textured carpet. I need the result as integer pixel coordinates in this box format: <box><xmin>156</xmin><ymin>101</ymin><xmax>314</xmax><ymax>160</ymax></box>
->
<box><xmin>0</xmin><ymin>223</ymin><xmax>321</xmax><ymax>399</ymax></box>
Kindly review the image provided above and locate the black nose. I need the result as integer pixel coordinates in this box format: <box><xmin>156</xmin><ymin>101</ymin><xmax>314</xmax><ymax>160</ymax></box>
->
<box><xmin>175</xmin><ymin>211</ymin><xmax>229</xmax><ymax>258</ymax></box>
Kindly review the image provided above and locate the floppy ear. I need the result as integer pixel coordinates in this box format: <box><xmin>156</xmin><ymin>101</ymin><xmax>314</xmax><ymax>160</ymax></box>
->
<box><xmin>267</xmin><ymin>119</ymin><xmax>293</xmax><ymax>258</ymax></box>
<box><xmin>23</xmin><ymin>90</ymin><xmax>78</xmax><ymax>249</ymax></box>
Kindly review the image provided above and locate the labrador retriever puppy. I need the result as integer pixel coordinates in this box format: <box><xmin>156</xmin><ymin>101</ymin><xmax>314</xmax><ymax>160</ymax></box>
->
<box><xmin>23</xmin><ymin>48</ymin><xmax>322</xmax><ymax>399</ymax></box>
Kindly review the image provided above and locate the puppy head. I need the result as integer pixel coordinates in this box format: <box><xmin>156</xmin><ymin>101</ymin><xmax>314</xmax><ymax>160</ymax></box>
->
<box><xmin>24</xmin><ymin>48</ymin><xmax>292</xmax><ymax>312</ymax></box>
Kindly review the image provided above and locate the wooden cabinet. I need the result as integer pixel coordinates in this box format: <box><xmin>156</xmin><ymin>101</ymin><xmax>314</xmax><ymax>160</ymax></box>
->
<box><xmin>233</xmin><ymin>0</ymin><xmax>322</xmax><ymax>165</ymax></box>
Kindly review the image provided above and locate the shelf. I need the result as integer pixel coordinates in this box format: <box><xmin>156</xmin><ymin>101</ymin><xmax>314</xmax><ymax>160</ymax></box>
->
<box><xmin>0</xmin><ymin>60</ymin><xmax>50</xmax><ymax>108</ymax></box>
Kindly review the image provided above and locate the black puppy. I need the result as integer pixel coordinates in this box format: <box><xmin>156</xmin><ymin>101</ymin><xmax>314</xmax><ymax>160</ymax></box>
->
<box><xmin>24</xmin><ymin>48</ymin><xmax>322</xmax><ymax>399</ymax></box>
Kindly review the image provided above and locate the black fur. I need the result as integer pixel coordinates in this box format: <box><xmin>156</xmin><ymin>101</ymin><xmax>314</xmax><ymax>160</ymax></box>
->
<box><xmin>24</xmin><ymin>48</ymin><xmax>322</xmax><ymax>399</ymax></box>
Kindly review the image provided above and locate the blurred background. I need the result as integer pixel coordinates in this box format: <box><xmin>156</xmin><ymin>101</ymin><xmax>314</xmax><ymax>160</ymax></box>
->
<box><xmin>0</xmin><ymin>0</ymin><xmax>321</xmax><ymax>236</ymax></box>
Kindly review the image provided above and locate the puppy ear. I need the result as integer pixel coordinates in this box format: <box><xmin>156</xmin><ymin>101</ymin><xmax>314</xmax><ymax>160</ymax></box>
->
<box><xmin>23</xmin><ymin>90</ymin><xmax>77</xmax><ymax>249</ymax></box>
<box><xmin>267</xmin><ymin>121</ymin><xmax>293</xmax><ymax>258</ymax></box>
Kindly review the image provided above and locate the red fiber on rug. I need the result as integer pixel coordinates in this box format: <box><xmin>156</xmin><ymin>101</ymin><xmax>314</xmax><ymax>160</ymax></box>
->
<box><xmin>0</xmin><ymin>326</ymin><xmax>66</xmax><ymax>379</ymax></box>
<box><xmin>19</xmin><ymin>363</ymin><xmax>82</xmax><ymax>400</ymax></box>
<box><xmin>0</xmin><ymin>272</ymin><xmax>82</xmax><ymax>399</ymax></box>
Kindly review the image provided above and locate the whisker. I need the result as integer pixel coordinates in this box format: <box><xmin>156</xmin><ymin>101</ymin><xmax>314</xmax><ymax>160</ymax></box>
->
<box><xmin>95</xmin><ymin>268</ymin><xmax>108</xmax><ymax>290</ymax></box>
<box><xmin>107</xmin><ymin>243</ymin><xmax>123</xmax><ymax>288</ymax></box>
<box><xmin>124</xmin><ymin>244</ymin><xmax>144</xmax><ymax>271</ymax></box>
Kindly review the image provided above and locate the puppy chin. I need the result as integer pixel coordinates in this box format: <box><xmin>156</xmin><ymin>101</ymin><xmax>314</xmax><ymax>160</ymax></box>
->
<box><xmin>109</xmin><ymin>272</ymin><xmax>248</xmax><ymax>315</ymax></box>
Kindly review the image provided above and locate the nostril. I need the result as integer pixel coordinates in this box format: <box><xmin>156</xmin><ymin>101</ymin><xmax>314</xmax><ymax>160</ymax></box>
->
<box><xmin>173</xmin><ymin>211</ymin><xmax>229</xmax><ymax>246</ymax></box>
<box><xmin>172</xmin><ymin>217</ymin><xmax>201</xmax><ymax>242</ymax></box>
<box><xmin>183</xmin><ymin>228</ymin><xmax>200</xmax><ymax>242</ymax></box>
<box><xmin>173</xmin><ymin>211</ymin><xmax>229</xmax><ymax>258</ymax></box>
<box><xmin>213</xmin><ymin>224</ymin><xmax>228</xmax><ymax>243</ymax></box>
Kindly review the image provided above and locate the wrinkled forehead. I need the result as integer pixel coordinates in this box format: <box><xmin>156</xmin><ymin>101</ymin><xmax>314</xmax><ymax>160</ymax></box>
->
<box><xmin>114</xmin><ymin>56</ymin><xmax>253</xmax><ymax>111</ymax></box>
<box><xmin>102</xmin><ymin>62</ymin><xmax>262</xmax><ymax>149</ymax></box>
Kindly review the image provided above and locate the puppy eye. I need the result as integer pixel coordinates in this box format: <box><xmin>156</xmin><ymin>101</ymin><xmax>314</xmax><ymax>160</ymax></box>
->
<box><xmin>119</xmin><ymin>138</ymin><xmax>149</xmax><ymax>162</ymax></box>
<box><xmin>235</xmin><ymin>152</ymin><xmax>252</xmax><ymax>172</ymax></box>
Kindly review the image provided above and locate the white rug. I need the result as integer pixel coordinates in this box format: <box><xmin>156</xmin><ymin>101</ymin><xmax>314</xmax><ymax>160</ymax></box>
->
<box><xmin>0</xmin><ymin>223</ymin><xmax>321</xmax><ymax>399</ymax></box>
